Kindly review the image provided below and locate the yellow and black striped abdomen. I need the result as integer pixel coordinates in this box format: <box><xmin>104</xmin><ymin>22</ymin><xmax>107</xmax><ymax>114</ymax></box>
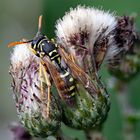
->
<box><xmin>59</xmin><ymin>70</ymin><xmax>77</xmax><ymax>105</ymax></box>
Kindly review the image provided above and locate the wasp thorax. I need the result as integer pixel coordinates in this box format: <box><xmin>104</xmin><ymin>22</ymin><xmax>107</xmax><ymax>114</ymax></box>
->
<box><xmin>10</xmin><ymin>44</ymin><xmax>62</xmax><ymax>138</ymax></box>
<box><xmin>31</xmin><ymin>35</ymin><xmax>57</xmax><ymax>59</ymax></box>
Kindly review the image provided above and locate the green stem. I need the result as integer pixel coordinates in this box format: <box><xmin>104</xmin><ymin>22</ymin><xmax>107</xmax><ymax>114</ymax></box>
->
<box><xmin>116</xmin><ymin>80</ymin><xmax>135</xmax><ymax>140</ymax></box>
<box><xmin>55</xmin><ymin>129</ymin><xmax>77</xmax><ymax>140</ymax></box>
<box><xmin>56</xmin><ymin>130</ymin><xmax>65</xmax><ymax>140</ymax></box>
<box><xmin>85</xmin><ymin>129</ymin><xmax>105</xmax><ymax>140</ymax></box>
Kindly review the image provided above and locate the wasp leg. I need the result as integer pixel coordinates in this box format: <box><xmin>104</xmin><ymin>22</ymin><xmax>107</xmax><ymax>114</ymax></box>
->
<box><xmin>70</xmin><ymin>53</ymin><xmax>99</xmax><ymax>83</ymax></box>
<box><xmin>40</xmin><ymin>62</ymin><xmax>51</xmax><ymax>118</ymax></box>
<box><xmin>39</xmin><ymin>62</ymin><xmax>45</xmax><ymax>99</ymax></box>
<box><xmin>69</xmin><ymin>53</ymin><xmax>76</xmax><ymax>63</ymax></box>
<box><xmin>39</xmin><ymin>62</ymin><xmax>51</xmax><ymax>118</ymax></box>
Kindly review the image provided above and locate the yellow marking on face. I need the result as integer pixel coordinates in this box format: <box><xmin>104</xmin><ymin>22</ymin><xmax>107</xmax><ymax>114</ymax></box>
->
<box><xmin>38</xmin><ymin>38</ymin><xmax>47</xmax><ymax>49</ymax></box>
<box><xmin>40</xmin><ymin>43</ymin><xmax>45</xmax><ymax>52</ymax></box>
<box><xmin>49</xmin><ymin>49</ymin><xmax>57</xmax><ymax>56</ymax></box>
<box><xmin>60</xmin><ymin>71</ymin><xmax>69</xmax><ymax>78</ymax></box>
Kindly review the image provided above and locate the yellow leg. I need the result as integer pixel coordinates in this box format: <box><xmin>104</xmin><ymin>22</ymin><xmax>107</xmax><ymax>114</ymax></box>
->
<box><xmin>39</xmin><ymin>62</ymin><xmax>51</xmax><ymax>118</ymax></box>
<box><xmin>39</xmin><ymin>62</ymin><xmax>45</xmax><ymax>99</ymax></box>
<box><xmin>70</xmin><ymin>54</ymin><xmax>76</xmax><ymax>63</ymax></box>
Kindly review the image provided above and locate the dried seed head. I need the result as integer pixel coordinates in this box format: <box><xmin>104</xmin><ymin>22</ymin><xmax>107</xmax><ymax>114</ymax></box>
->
<box><xmin>55</xmin><ymin>6</ymin><xmax>118</xmax><ymax>71</ymax></box>
<box><xmin>9</xmin><ymin>44</ymin><xmax>62</xmax><ymax>137</ymax></box>
<box><xmin>107</xmin><ymin>16</ymin><xmax>140</xmax><ymax>80</ymax></box>
<box><xmin>108</xmin><ymin>16</ymin><xmax>137</xmax><ymax>67</ymax></box>
<box><xmin>115</xmin><ymin>16</ymin><xmax>136</xmax><ymax>52</ymax></box>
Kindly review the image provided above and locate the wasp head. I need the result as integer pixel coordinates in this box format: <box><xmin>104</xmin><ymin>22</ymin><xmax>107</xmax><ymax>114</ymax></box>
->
<box><xmin>31</xmin><ymin>33</ymin><xmax>57</xmax><ymax>58</ymax></box>
<box><xmin>30</xmin><ymin>34</ymin><xmax>45</xmax><ymax>57</ymax></box>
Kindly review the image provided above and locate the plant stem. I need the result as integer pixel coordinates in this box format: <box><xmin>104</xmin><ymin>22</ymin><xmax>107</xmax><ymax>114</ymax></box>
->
<box><xmin>56</xmin><ymin>130</ymin><xmax>65</xmax><ymax>140</ymax></box>
<box><xmin>116</xmin><ymin>80</ymin><xmax>135</xmax><ymax>140</ymax></box>
<box><xmin>56</xmin><ymin>130</ymin><xmax>76</xmax><ymax>140</ymax></box>
<box><xmin>85</xmin><ymin>129</ymin><xmax>105</xmax><ymax>140</ymax></box>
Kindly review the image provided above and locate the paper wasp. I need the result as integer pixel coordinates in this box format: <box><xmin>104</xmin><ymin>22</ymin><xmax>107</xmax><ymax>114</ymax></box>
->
<box><xmin>8</xmin><ymin>15</ymin><xmax>100</xmax><ymax>118</ymax></box>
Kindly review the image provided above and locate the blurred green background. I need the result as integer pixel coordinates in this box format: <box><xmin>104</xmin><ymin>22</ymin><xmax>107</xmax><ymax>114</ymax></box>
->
<box><xmin>0</xmin><ymin>0</ymin><xmax>140</xmax><ymax>140</ymax></box>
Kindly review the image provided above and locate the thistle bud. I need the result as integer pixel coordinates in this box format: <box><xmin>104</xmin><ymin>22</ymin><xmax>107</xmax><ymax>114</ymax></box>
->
<box><xmin>61</xmin><ymin>79</ymin><xmax>110</xmax><ymax>130</ymax></box>
<box><xmin>9</xmin><ymin>44</ymin><xmax>62</xmax><ymax>137</ymax></box>
<box><xmin>108</xmin><ymin>42</ymin><xmax>140</xmax><ymax>81</ymax></box>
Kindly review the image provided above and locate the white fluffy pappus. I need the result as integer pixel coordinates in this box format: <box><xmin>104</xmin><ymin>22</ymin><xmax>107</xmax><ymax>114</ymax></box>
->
<box><xmin>10</xmin><ymin>43</ymin><xmax>42</xmax><ymax>112</ymax></box>
<box><xmin>55</xmin><ymin>6</ymin><xmax>119</xmax><ymax>63</ymax></box>
<box><xmin>10</xmin><ymin>43</ymin><xmax>34</xmax><ymax>70</ymax></box>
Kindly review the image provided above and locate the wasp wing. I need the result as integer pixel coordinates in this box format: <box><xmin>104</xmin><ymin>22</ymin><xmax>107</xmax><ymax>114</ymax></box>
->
<box><xmin>58</xmin><ymin>47</ymin><xmax>99</xmax><ymax>96</ymax></box>
<box><xmin>41</xmin><ymin>57</ymin><xmax>76</xmax><ymax>105</ymax></box>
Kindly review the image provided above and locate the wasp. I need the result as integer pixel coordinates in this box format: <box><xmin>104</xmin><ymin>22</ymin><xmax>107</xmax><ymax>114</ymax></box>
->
<box><xmin>9</xmin><ymin>16</ymin><xmax>110</xmax><ymax>129</ymax></box>
<box><xmin>8</xmin><ymin>15</ymin><xmax>97</xmax><ymax>119</ymax></box>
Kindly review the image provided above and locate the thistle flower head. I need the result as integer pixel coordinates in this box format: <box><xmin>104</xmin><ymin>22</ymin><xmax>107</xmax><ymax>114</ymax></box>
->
<box><xmin>9</xmin><ymin>44</ymin><xmax>62</xmax><ymax>137</ymax></box>
<box><xmin>107</xmin><ymin>16</ymin><xmax>137</xmax><ymax>67</ymax></box>
<box><xmin>108</xmin><ymin>53</ymin><xmax>140</xmax><ymax>81</ymax></box>
<box><xmin>107</xmin><ymin>16</ymin><xmax>140</xmax><ymax>80</ymax></box>
<box><xmin>55</xmin><ymin>6</ymin><xmax>118</xmax><ymax>70</ymax></box>
<box><xmin>115</xmin><ymin>16</ymin><xmax>136</xmax><ymax>52</ymax></box>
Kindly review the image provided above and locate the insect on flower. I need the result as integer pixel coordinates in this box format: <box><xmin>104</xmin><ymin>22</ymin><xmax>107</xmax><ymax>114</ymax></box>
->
<box><xmin>9</xmin><ymin>14</ymin><xmax>110</xmax><ymax>130</ymax></box>
<box><xmin>9</xmin><ymin>15</ymin><xmax>101</xmax><ymax>108</ymax></box>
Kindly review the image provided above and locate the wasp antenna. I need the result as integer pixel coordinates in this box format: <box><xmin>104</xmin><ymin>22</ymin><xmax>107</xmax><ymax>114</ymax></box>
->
<box><xmin>8</xmin><ymin>41</ymin><xmax>25</xmax><ymax>48</ymax></box>
<box><xmin>8</xmin><ymin>40</ymin><xmax>32</xmax><ymax>48</ymax></box>
<box><xmin>38</xmin><ymin>15</ymin><xmax>43</xmax><ymax>33</ymax></box>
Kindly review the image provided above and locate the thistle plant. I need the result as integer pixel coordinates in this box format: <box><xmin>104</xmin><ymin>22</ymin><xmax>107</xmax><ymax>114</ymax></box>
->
<box><xmin>107</xmin><ymin>16</ymin><xmax>140</xmax><ymax>81</ymax></box>
<box><xmin>55</xmin><ymin>6</ymin><xmax>139</xmax><ymax>139</ymax></box>
<box><xmin>9</xmin><ymin>5</ymin><xmax>139</xmax><ymax>140</ymax></box>
<box><xmin>105</xmin><ymin>15</ymin><xmax>140</xmax><ymax>140</ymax></box>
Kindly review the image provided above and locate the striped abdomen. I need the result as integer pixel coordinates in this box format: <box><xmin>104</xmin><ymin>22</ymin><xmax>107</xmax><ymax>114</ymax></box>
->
<box><xmin>49</xmin><ymin>52</ymin><xmax>77</xmax><ymax>105</ymax></box>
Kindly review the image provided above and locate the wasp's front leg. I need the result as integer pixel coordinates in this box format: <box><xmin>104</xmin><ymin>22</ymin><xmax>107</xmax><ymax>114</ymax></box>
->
<box><xmin>39</xmin><ymin>62</ymin><xmax>51</xmax><ymax>118</ymax></box>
